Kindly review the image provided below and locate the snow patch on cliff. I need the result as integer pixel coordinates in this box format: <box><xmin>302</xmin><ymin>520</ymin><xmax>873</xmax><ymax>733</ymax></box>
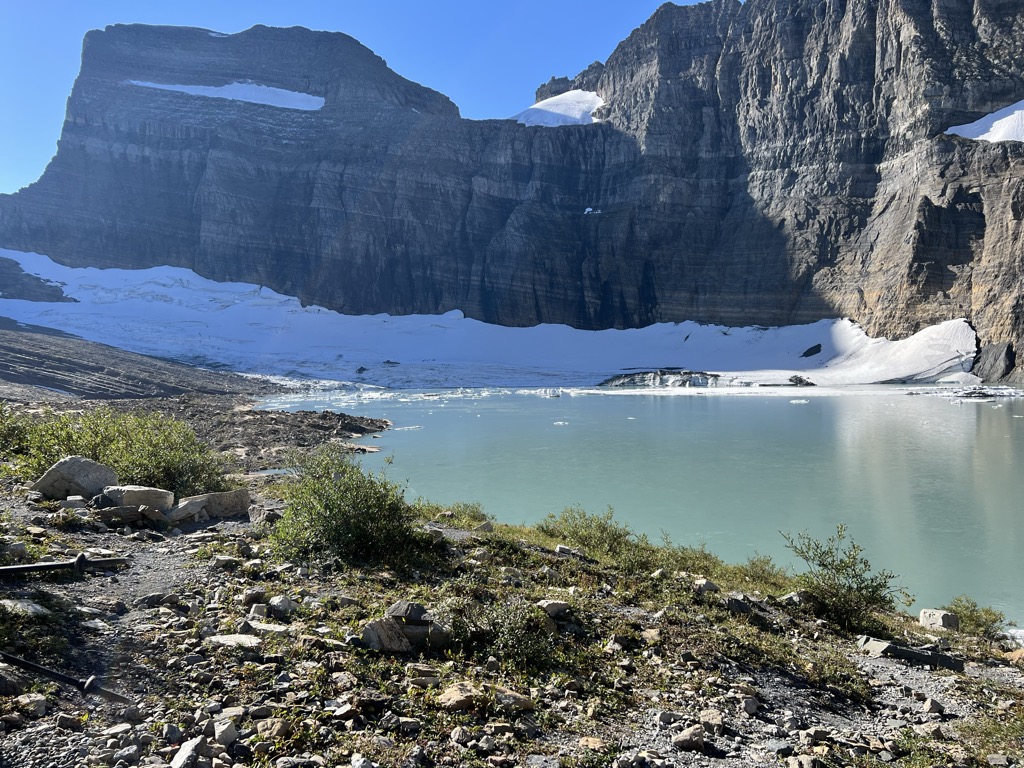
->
<box><xmin>513</xmin><ymin>90</ymin><xmax>603</xmax><ymax>127</ymax></box>
<box><xmin>0</xmin><ymin>249</ymin><xmax>978</xmax><ymax>390</ymax></box>
<box><xmin>126</xmin><ymin>80</ymin><xmax>325</xmax><ymax>111</ymax></box>
<box><xmin>946</xmin><ymin>99</ymin><xmax>1024</xmax><ymax>143</ymax></box>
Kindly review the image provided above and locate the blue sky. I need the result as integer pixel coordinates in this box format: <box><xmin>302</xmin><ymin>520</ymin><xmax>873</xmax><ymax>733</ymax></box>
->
<box><xmin>0</xmin><ymin>1</ymin><xmax>690</xmax><ymax>194</ymax></box>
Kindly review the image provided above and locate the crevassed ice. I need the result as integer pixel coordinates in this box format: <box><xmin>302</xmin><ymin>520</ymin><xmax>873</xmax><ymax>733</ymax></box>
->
<box><xmin>945</xmin><ymin>98</ymin><xmax>1024</xmax><ymax>143</ymax></box>
<box><xmin>513</xmin><ymin>90</ymin><xmax>604</xmax><ymax>127</ymax></box>
<box><xmin>126</xmin><ymin>80</ymin><xmax>325</xmax><ymax>111</ymax></box>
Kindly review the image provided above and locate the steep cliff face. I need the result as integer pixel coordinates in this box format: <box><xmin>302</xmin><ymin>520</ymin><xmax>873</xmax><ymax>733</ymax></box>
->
<box><xmin>1</xmin><ymin>2</ymin><xmax>1023</xmax><ymax>377</ymax></box>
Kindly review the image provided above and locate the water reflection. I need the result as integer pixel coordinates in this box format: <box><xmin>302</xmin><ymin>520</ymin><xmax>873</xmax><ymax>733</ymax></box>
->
<box><xmin>269</xmin><ymin>389</ymin><xmax>1024</xmax><ymax>620</ymax></box>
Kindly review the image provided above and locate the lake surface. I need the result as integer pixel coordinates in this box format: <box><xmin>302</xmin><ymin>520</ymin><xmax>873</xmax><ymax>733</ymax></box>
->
<box><xmin>264</xmin><ymin>387</ymin><xmax>1024</xmax><ymax>623</ymax></box>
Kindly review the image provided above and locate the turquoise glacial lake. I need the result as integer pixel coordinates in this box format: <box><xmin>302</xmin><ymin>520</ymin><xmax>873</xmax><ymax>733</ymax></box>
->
<box><xmin>264</xmin><ymin>387</ymin><xmax>1024</xmax><ymax>623</ymax></box>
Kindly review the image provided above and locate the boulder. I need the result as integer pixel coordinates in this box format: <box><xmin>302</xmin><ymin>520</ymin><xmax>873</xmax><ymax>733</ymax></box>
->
<box><xmin>919</xmin><ymin>609</ymin><xmax>959</xmax><ymax>631</ymax></box>
<box><xmin>386</xmin><ymin>600</ymin><xmax>430</xmax><ymax>622</ymax></box>
<box><xmin>169</xmin><ymin>489</ymin><xmax>251</xmax><ymax>523</ymax></box>
<box><xmin>438</xmin><ymin>682</ymin><xmax>484</xmax><ymax>711</ymax></box>
<box><xmin>361</xmin><ymin>617</ymin><xmax>412</xmax><ymax>653</ymax></box>
<box><xmin>268</xmin><ymin>595</ymin><xmax>299</xmax><ymax>620</ymax></box>
<box><xmin>859</xmin><ymin>636</ymin><xmax>965</xmax><ymax>672</ymax></box>
<box><xmin>103</xmin><ymin>485</ymin><xmax>174</xmax><ymax>513</ymax></box>
<box><xmin>536</xmin><ymin>599</ymin><xmax>570</xmax><ymax>618</ymax></box>
<box><xmin>0</xmin><ymin>664</ymin><xmax>29</xmax><ymax>697</ymax></box>
<box><xmin>204</xmin><ymin>634</ymin><xmax>262</xmax><ymax>649</ymax></box>
<box><xmin>0</xmin><ymin>599</ymin><xmax>51</xmax><ymax>617</ymax></box>
<box><xmin>32</xmin><ymin>456</ymin><xmax>118</xmax><ymax>500</ymax></box>
<box><xmin>169</xmin><ymin>736</ymin><xmax>206</xmax><ymax>768</ymax></box>
<box><xmin>256</xmin><ymin>718</ymin><xmax>291</xmax><ymax>740</ymax></box>
<box><xmin>15</xmin><ymin>693</ymin><xmax>47</xmax><ymax>718</ymax></box>
<box><xmin>490</xmin><ymin>685</ymin><xmax>535</xmax><ymax>713</ymax></box>
<box><xmin>672</xmin><ymin>723</ymin><xmax>705</xmax><ymax>752</ymax></box>
<box><xmin>693</xmin><ymin>578</ymin><xmax>720</xmax><ymax>595</ymax></box>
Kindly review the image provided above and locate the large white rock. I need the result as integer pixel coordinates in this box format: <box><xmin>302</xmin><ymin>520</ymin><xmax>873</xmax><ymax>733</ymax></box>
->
<box><xmin>103</xmin><ymin>485</ymin><xmax>174</xmax><ymax>513</ymax></box>
<box><xmin>919</xmin><ymin>609</ymin><xmax>959</xmax><ymax>631</ymax></box>
<box><xmin>168</xmin><ymin>489</ymin><xmax>250</xmax><ymax>523</ymax></box>
<box><xmin>361</xmin><ymin>617</ymin><xmax>412</xmax><ymax>653</ymax></box>
<box><xmin>32</xmin><ymin>456</ymin><xmax>118</xmax><ymax>500</ymax></box>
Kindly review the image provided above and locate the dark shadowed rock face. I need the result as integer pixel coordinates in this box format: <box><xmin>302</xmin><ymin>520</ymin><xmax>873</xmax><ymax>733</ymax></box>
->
<box><xmin>1</xmin><ymin>2</ymin><xmax>1023</xmax><ymax>374</ymax></box>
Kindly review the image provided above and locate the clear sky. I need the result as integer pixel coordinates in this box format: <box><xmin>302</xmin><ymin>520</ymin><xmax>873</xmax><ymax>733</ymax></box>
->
<box><xmin>0</xmin><ymin>1</ymin><xmax>692</xmax><ymax>194</ymax></box>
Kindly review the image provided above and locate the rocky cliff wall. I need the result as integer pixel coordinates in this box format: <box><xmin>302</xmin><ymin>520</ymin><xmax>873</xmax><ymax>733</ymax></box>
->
<box><xmin>1</xmin><ymin>1</ymin><xmax>1023</xmax><ymax>378</ymax></box>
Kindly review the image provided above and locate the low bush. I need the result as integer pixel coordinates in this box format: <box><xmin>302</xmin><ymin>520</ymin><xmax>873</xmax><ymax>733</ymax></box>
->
<box><xmin>0</xmin><ymin>401</ymin><xmax>29</xmax><ymax>459</ymax></box>
<box><xmin>536</xmin><ymin>505</ymin><xmax>657</xmax><ymax>573</ymax></box>
<box><xmin>783</xmin><ymin>523</ymin><xmax>910</xmax><ymax>632</ymax></box>
<box><xmin>272</xmin><ymin>444</ymin><xmax>427</xmax><ymax>565</ymax></box>
<box><xmin>3</xmin><ymin>406</ymin><xmax>228</xmax><ymax>499</ymax></box>
<box><xmin>442</xmin><ymin>594</ymin><xmax>557</xmax><ymax>674</ymax></box>
<box><xmin>412</xmin><ymin>499</ymin><xmax>491</xmax><ymax>529</ymax></box>
<box><xmin>942</xmin><ymin>595</ymin><xmax>1011</xmax><ymax>644</ymax></box>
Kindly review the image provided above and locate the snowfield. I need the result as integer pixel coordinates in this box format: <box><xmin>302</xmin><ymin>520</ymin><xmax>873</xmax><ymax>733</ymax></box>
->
<box><xmin>126</xmin><ymin>80</ymin><xmax>325</xmax><ymax>111</ymax></box>
<box><xmin>0</xmin><ymin>249</ymin><xmax>979</xmax><ymax>391</ymax></box>
<box><xmin>513</xmin><ymin>90</ymin><xmax>604</xmax><ymax>127</ymax></box>
<box><xmin>946</xmin><ymin>98</ymin><xmax>1024</xmax><ymax>143</ymax></box>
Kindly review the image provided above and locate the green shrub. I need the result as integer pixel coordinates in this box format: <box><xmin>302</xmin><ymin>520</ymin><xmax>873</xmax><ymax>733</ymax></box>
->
<box><xmin>783</xmin><ymin>524</ymin><xmax>910</xmax><ymax>631</ymax></box>
<box><xmin>272</xmin><ymin>444</ymin><xmax>425</xmax><ymax>565</ymax></box>
<box><xmin>6</xmin><ymin>407</ymin><xmax>228</xmax><ymax>499</ymax></box>
<box><xmin>735</xmin><ymin>552</ymin><xmax>792</xmax><ymax>594</ymax></box>
<box><xmin>537</xmin><ymin>505</ymin><xmax>657</xmax><ymax>572</ymax></box>
<box><xmin>942</xmin><ymin>595</ymin><xmax>1011</xmax><ymax>644</ymax></box>
<box><xmin>412</xmin><ymin>499</ymin><xmax>491</xmax><ymax>529</ymax></box>
<box><xmin>0</xmin><ymin>401</ymin><xmax>29</xmax><ymax>459</ymax></box>
<box><xmin>442</xmin><ymin>595</ymin><xmax>557</xmax><ymax>673</ymax></box>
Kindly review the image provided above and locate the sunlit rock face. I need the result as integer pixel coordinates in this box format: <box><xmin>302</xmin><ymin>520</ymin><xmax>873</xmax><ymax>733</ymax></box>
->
<box><xmin>1</xmin><ymin>2</ymin><xmax>1023</xmax><ymax>376</ymax></box>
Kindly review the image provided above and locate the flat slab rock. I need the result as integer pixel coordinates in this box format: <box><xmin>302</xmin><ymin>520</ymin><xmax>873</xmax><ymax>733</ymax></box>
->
<box><xmin>103</xmin><ymin>485</ymin><xmax>174</xmax><ymax>513</ymax></box>
<box><xmin>859</xmin><ymin>636</ymin><xmax>965</xmax><ymax>672</ymax></box>
<box><xmin>437</xmin><ymin>682</ymin><xmax>535</xmax><ymax>713</ymax></box>
<box><xmin>168</xmin><ymin>489</ymin><xmax>251</xmax><ymax>523</ymax></box>
<box><xmin>204</xmin><ymin>634</ymin><xmax>262</xmax><ymax>649</ymax></box>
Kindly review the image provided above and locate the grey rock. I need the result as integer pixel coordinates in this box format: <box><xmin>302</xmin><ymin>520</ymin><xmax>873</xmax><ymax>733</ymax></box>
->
<box><xmin>0</xmin><ymin>599</ymin><xmax>51</xmax><ymax>617</ymax></box>
<box><xmin>0</xmin><ymin>664</ymin><xmax>29</xmax><ymax>697</ymax></box>
<box><xmin>2</xmin><ymin>541</ymin><xmax>28</xmax><ymax>562</ymax></box>
<box><xmin>14</xmin><ymin>693</ymin><xmax>47</xmax><ymax>718</ymax></box>
<box><xmin>32</xmin><ymin>456</ymin><xmax>118</xmax><ymax>500</ymax></box>
<box><xmin>922</xmin><ymin>697</ymin><xmax>945</xmax><ymax>715</ymax></box>
<box><xmin>204</xmin><ymin>634</ymin><xmax>261</xmax><ymax>649</ymax></box>
<box><xmin>213</xmin><ymin>719</ymin><xmax>238</xmax><ymax>746</ymax></box>
<box><xmin>361</xmin><ymin>616</ymin><xmax>413</xmax><ymax>653</ymax></box>
<box><xmin>859</xmin><ymin>636</ymin><xmax>965</xmax><ymax>672</ymax></box>
<box><xmin>536</xmin><ymin>599</ymin><xmax>570</xmax><ymax>618</ymax></box>
<box><xmin>168</xmin><ymin>489</ymin><xmax>251</xmax><ymax>523</ymax></box>
<box><xmin>693</xmin><ymin>578</ymin><xmax>720</xmax><ymax>595</ymax></box>
<box><xmin>268</xmin><ymin>594</ymin><xmax>299</xmax><ymax>619</ymax></box>
<box><xmin>723</xmin><ymin>593</ymin><xmax>752</xmax><ymax>615</ymax></box>
<box><xmin>54</xmin><ymin>712</ymin><xmax>81</xmax><ymax>730</ymax></box>
<box><xmin>169</xmin><ymin>736</ymin><xmax>206</xmax><ymax>768</ymax></box>
<box><xmin>103</xmin><ymin>485</ymin><xmax>174</xmax><ymax>513</ymax></box>
<box><xmin>385</xmin><ymin>599</ymin><xmax>430</xmax><ymax>622</ymax></box>
<box><xmin>112</xmin><ymin>744</ymin><xmax>140</xmax><ymax>764</ymax></box>
<box><xmin>672</xmin><ymin>723</ymin><xmax>704</xmax><ymax>752</ymax></box>
<box><xmin>975</xmin><ymin>343</ymin><xmax>1017</xmax><ymax>383</ymax></box>
<box><xmin>919</xmin><ymin>609</ymin><xmax>960</xmax><ymax>631</ymax></box>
